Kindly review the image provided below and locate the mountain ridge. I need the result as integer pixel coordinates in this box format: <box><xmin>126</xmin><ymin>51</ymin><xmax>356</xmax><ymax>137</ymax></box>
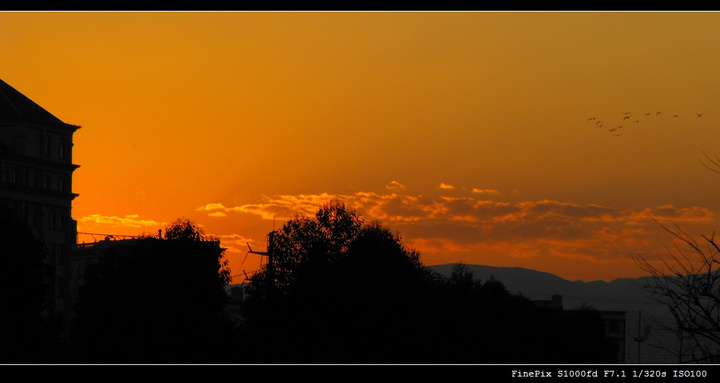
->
<box><xmin>426</xmin><ymin>263</ymin><xmax>658</xmax><ymax>312</ymax></box>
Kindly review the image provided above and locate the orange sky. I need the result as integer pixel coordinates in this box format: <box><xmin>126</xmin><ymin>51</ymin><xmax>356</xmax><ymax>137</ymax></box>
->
<box><xmin>3</xmin><ymin>11</ymin><xmax>720</xmax><ymax>283</ymax></box>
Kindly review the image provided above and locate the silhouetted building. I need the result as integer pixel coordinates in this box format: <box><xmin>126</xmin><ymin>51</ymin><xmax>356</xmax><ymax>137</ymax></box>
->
<box><xmin>224</xmin><ymin>284</ymin><xmax>247</xmax><ymax>325</ymax></box>
<box><xmin>533</xmin><ymin>294</ymin><xmax>627</xmax><ymax>363</ymax></box>
<box><xmin>533</xmin><ymin>293</ymin><xmax>564</xmax><ymax>310</ymax></box>
<box><xmin>0</xmin><ymin>78</ymin><xmax>80</xmax><ymax>325</ymax></box>
<box><xmin>600</xmin><ymin>310</ymin><xmax>627</xmax><ymax>364</ymax></box>
<box><xmin>70</xmin><ymin>236</ymin><xmax>228</xmax><ymax>323</ymax></box>
<box><xmin>70</xmin><ymin>236</ymin><xmax>142</xmax><ymax>321</ymax></box>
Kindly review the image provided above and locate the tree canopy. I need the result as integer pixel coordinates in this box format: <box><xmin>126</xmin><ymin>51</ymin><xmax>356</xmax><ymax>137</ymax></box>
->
<box><xmin>241</xmin><ymin>200</ymin><xmax>617</xmax><ymax>364</ymax></box>
<box><xmin>72</xmin><ymin>218</ymin><xmax>238</xmax><ymax>363</ymax></box>
<box><xmin>0</xmin><ymin>207</ymin><xmax>61</xmax><ymax>362</ymax></box>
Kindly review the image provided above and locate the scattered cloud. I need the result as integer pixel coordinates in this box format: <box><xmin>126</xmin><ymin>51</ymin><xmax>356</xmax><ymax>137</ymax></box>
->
<box><xmin>79</xmin><ymin>186</ymin><xmax>720</xmax><ymax>283</ymax></box>
<box><xmin>386</xmin><ymin>180</ymin><xmax>406</xmax><ymax>190</ymax></box>
<box><xmin>438</xmin><ymin>182</ymin><xmax>454</xmax><ymax>190</ymax></box>
<box><xmin>190</xmin><ymin>185</ymin><xmax>718</xmax><ymax>279</ymax></box>
<box><xmin>197</xmin><ymin>190</ymin><xmax>715</xmax><ymax>245</ymax></box>
<box><xmin>471</xmin><ymin>187</ymin><xmax>499</xmax><ymax>194</ymax></box>
<box><xmin>198</xmin><ymin>192</ymin><xmax>715</xmax><ymax>232</ymax></box>
<box><xmin>76</xmin><ymin>213</ymin><xmax>167</xmax><ymax>243</ymax></box>
<box><xmin>79</xmin><ymin>214</ymin><xmax>163</xmax><ymax>229</ymax></box>
<box><xmin>196</xmin><ymin>202</ymin><xmax>228</xmax><ymax>211</ymax></box>
<box><xmin>210</xmin><ymin>233</ymin><xmax>256</xmax><ymax>254</ymax></box>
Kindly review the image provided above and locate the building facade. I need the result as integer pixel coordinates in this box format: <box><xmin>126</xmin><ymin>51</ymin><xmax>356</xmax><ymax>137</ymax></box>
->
<box><xmin>0</xmin><ymin>78</ymin><xmax>80</xmax><ymax>324</ymax></box>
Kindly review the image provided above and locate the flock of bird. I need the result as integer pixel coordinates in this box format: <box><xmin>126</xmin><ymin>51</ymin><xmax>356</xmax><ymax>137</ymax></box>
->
<box><xmin>586</xmin><ymin>111</ymin><xmax>704</xmax><ymax>137</ymax></box>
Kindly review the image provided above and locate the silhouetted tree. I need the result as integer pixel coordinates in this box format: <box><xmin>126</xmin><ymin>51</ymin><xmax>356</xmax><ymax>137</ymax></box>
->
<box><xmin>72</xmin><ymin>218</ymin><xmax>238</xmax><ymax>363</ymax></box>
<box><xmin>0</xmin><ymin>207</ymin><xmax>62</xmax><ymax>362</ymax></box>
<box><xmin>243</xmin><ymin>201</ymin><xmax>435</xmax><ymax>363</ymax></box>
<box><xmin>635</xmin><ymin>221</ymin><xmax>720</xmax><ymax>363</ymax></box>
<box><xmin>409</xmin><ymin>263</ymin><xmax>616</xmax><ymax>364</ymax></box>
<box><xmin>242</xmin><ymin>203</ymin><xmax>616</xmax><ymax>364</ymax></box>
<box><xmin>249</xmin><ymin>199</ymin><xmax>364</xmax><ymax>295</ymax></box>
<box><xmin>632</xmin><ymin>154</ymin><xmax>720</xmax><ymax>363</ymax></box>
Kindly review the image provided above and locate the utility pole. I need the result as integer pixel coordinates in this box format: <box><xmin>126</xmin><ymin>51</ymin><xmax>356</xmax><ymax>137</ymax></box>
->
<box><xmin>266</xmin><ymin>231</ymin><xmax>275</xmax><ymax>290</ymax></box>
<box><xmin>633</xmin><ymin>310</ymin><xmax>651</xmax><ymax>363</ymax></box>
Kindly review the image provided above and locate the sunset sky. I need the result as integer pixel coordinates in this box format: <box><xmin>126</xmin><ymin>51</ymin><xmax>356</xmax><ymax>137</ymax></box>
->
<box><xmin>3</xmin><ymin>11</ymin><xmax>720</xmax><ymax>283</ymax></box>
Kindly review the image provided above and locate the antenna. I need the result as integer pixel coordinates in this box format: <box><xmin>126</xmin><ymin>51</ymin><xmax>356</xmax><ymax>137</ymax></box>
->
<box><xmin>244</xmin><ymin>224</ymin><xmax>277</xmax><ymax>294</ymax></box>
<box><xmin>246</xmin><ymin>241</ymin><xmax>269</xmax><ymax>256</ymax></box>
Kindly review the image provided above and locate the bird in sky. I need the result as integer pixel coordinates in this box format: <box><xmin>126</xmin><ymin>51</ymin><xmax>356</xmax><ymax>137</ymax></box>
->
<box><xmin>586</xmin><ymin>108</ymin><xmax>705</xmax><ymax>139</ymax></box>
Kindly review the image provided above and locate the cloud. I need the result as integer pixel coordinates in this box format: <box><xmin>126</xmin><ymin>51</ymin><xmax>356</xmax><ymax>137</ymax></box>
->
<box><xmin>76</xmin><ymin>214</ymin><xmax>167</xmax><ymax>243</ymax></box>
<box><xmin>198</xmin><ymin>193</ymin><xmax>715</xmax><ymax>235</ymax></box>
<box><xmin>639</xmin><ymin>205</ymin><xmax>716</xmax><ymax>222</ymax></box>
<box><xmin>195</xmin><ymin>187</ymin><xmax>719</xmax><ymax>274</ymax></box>
<box><xmin>438</xmin><ymin>182</ymin><xmax>454</xmax><ymax>190</ymax></box>
<box><xmin>209</xmin><ymin>233</ymin><xmax>257</xmax><ymax>254</ymax></box>
<box><xmin>79</xmin><ymin>214</ymin><xmax>163</xmax><ymax>228</ymax></box>
<box><xmin>196</xmin><ymin>202</ymin><xmax>228</xmax><ymax>211</ymax></box>
<box><xmin>386</xmin><ymin>180</ymin><xmax>406</xmax><ymax>190</ymax></box>
<box><xmin>471</xmin><ymin>187</ymin><xmax>499</xmax><ymax>194</ymax></box>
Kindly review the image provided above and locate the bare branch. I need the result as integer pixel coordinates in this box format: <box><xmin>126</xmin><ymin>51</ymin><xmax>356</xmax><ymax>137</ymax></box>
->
<box><xmin>635</xmin><ymin>216</ymin><xmax>720</xmax><ymax>362</ymax></box>
<box><xmin>700</xmin><ymin>151</ymin><xmax>720</xmax><ymax>176</ymax></box>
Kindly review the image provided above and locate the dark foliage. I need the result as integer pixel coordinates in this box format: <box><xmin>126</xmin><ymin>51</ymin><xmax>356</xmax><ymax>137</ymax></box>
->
<box><xmin>72</xmin><ymin>219</ymin><xmax>239</xmax><ymax>363</ymax></box>
<box><xmin>0</xmin><ymin>207</ymin><xmax>63</xmax><ymax>362</ymax></box>
<box><xmin>241</xmin><ymin>201</ymin><xmax>617</xmax><ymax>364</ymax></box>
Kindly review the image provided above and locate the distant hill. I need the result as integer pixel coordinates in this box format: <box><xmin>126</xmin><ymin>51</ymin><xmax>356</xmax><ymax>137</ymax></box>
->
<box><xmin>427</xmin><ymin>263</ymin><xmax>656</xmax><ymax>312</ymax></box>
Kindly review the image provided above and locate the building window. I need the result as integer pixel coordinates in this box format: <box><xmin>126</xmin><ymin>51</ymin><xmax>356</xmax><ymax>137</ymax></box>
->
<box><xmin>56</xmin><ymin>276</ymin><xmax>65</xmax><ymax>298</ymax></box>
<box><xmin>43</xmin><ymin>133</ymin><xmax>51</xmax><ymax>157</ymax></box>
<box><xmin>48</xmin><ymin>242</ymin><xmax>56</xmax><ymax>264</ymax></box>
<box><xmin>26</xmin><ymin>203</ymin><xmax>34</xmax><ymax>228</ymax></box>
<box><xmin>26</xmin><ymin>168</ymin><xmax>37</xmax><ymax>187</ymax></box>
<box><xmin>58</xmin><ymin>209</ymin><xmax>66</xmax><ymax>230</ymax></box>
<box><xmin>49</xmin><ymin>209</ymin><xmax>56</xmax><ymax>230</ymax></box>
<box><xmin>58</xmin><ymin>244</ymin><xmax>66</xmax><ymax>264</ymax></box>
<box><xmin>59</xmin><ymin>138</ymin><xmax>66</xmax><ymax>160</ymax></box>
<box><xmin>8</xmin><ymin>166</ymin><xmax>16</xmax><ymax>184</ymax></box>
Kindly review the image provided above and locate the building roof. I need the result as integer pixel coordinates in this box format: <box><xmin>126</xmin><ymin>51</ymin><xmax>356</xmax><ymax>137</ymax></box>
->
<box><xmin>0</xmin><ymin>78</ymin><xmax>77</xmax><ymax>129</ymax></box>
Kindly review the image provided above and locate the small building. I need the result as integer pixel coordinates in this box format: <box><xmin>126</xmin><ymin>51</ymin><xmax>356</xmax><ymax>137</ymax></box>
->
<box><xmin>69</xmin><ymin>236</ymin><xmax>145</xmax><ymax>321</ymax></box>
<box><xmin>69</xmin><ymin>235</ymin><xmax>228</xmax><ymax>324</ymax></box>
<box><xmin>533</xmin><ymin>294</ymin><xmax>626</xmax><ymax>363</ymax></box>
<box><xmin>224</xmin><ymin>284</ymin><xmax>247</xmax><ymax>325</ymax></box>
<box><xmin>600</xmin><ymin>309</ymin><xmax>627</xmax><ymax>364</ymax></box>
